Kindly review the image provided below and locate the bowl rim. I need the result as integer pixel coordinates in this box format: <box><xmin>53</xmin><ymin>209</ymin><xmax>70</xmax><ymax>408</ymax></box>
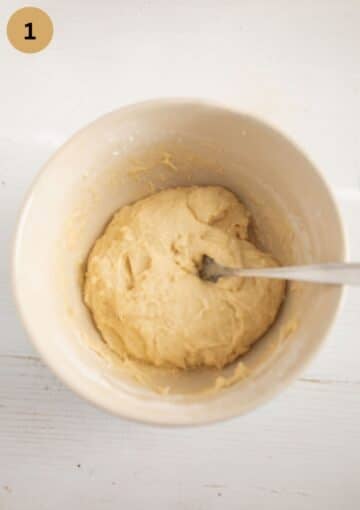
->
<box><xmin>12</xmin><ymin>97</ymin><xmax>348</xmax><ymax>426</ymax></box>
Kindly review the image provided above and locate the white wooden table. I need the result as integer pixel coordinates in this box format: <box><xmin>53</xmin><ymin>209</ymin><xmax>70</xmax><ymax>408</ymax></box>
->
<box><xmin>1</xmin><ymin>1</ymin><xmax>360</xmax><ymax>508</ymax></box>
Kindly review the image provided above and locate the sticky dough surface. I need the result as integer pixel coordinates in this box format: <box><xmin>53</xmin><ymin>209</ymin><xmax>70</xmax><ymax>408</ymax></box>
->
<box><xmin>84</xmin><ymin>186</ymin><xmax>285</xmax><ymax>370</ymax></box>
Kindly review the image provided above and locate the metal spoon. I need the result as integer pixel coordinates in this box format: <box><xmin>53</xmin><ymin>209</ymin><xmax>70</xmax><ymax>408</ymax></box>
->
<box><xmin>199</xmin><ymin>255</ymin><xmax>360</xmax><ymax>285</ymax></box>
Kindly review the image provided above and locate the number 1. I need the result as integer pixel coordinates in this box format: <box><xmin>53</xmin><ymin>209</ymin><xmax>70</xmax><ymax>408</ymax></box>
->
<box><xmin>24</xmin><ymin>22</ymin><xmax>36</xmax><ymax>40</ymax></box>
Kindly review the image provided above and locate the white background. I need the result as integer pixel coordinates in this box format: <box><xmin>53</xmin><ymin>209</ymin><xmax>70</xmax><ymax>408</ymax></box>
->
<box><xmin>1</xmin><ymin>1</ymin><xmax>360</xmax><ymax>508</ymax></box>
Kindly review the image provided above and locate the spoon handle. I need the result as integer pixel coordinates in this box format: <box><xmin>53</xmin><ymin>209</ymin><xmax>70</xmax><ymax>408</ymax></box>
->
<box><xmin>230</xmin><ymin>263</ymin><xmax>360</xmax><ymax>285</ymax></box>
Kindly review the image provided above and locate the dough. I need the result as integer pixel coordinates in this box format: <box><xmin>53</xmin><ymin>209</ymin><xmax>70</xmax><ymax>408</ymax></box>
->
<box><xmin>84</xmin><ymin>186</ymin><xmax>285</xmax><ymax>370</ymax></box>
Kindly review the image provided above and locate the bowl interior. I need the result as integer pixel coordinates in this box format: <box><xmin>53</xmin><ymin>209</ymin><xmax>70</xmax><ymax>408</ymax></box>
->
<box><xmin>14</xmin><ymin>100</ymin><xmax>345</xmax><ymax>424</ymax></box>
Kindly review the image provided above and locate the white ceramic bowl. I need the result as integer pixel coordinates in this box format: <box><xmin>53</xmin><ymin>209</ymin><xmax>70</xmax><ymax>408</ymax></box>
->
<box><xmin>13</xmin><ymin>99</ymin><xmax>346</xmax><ymax>425</ymax></box>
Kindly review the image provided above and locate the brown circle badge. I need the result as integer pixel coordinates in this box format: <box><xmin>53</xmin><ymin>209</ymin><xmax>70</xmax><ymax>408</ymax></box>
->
<box><xmin>7</xmin><ymin>7</ymin><xmax>53</xmax><ymax>53</ymax></box>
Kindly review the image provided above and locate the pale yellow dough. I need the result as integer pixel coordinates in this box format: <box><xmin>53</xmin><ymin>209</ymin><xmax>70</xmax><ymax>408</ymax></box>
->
<box><xmin>84</xmin><ymin>186</ymin><xmax>285</xmax><ymax>370</ymax></box>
